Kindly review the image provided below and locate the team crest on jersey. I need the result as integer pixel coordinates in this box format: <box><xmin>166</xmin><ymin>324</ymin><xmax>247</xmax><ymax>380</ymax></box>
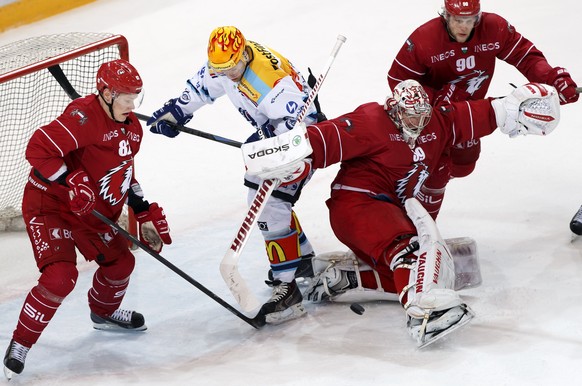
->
<box><xmin>70</xmin><ymin>109</ymin><xmax>88</xmax><ymax>125</ymax></box>
<box><xmin>98</xmin><ymin>160</ymin><xmax>133</xmax><ymax>206</ymax></box>
<box><xmin>395</xmin><ymin>162</ymin><xmax>429</xmax><ymax>204</ymax></box>
<box><xmin>451</xmin><ymin>70</ymin><xmax>490</xmax><ymax>95</ymax></box>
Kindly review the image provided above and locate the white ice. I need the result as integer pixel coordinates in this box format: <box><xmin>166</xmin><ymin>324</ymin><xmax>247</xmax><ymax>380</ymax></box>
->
<box><xmin>1</xmin><ymin>0</ymin><xmax>582</xmax><ymax>385</ymax></box>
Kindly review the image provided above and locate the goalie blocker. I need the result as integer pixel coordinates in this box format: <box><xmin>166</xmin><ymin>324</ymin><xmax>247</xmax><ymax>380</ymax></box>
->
<box><xmin>242</xmin><ymin>122</ymin><xmax>313</xmax><ymax>183</ymax></box>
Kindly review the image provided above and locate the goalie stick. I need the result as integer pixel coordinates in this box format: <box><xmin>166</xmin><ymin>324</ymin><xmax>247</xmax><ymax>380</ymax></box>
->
<box><xmin>47</xmin><ymin>64</ymin><xmax>243</xmax><ymax>148</ymax></box>
<box><xmin>220</xmin><ymin>35</ymin><xmax>347</xmax><ymax>312</ymax></box>
<box><xmin>92</xmin><ymin>210</ymin><xmax>266</xmax><ymax>328</ymax></box>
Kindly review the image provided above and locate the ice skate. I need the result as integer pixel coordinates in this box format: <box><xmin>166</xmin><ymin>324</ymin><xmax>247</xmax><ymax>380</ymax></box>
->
<box><xmin>570</xmin><ymin>205</ymin><xmax>582</xmax><ymax>240</ymax></box>
<box><xmin>91</xmin><ymin>309</ymin><xmax>147</xmax><ymax>331</ymax></box>
<box><xmin>260</xmin><ymin>280</ymin><xmax>306</xmax><ymax>324</ymax></box>
<box><xmin>3</xmin><ymin>340</ymin><xmax>29</xmax><ymax>380</ymax></box>
<box><xmin>408</xmin><ymin>304</ymin><xmax>475</xmax><ymax>348</ymax></box>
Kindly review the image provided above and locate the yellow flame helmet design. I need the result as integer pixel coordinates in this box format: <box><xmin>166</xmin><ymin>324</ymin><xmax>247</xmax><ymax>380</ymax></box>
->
<box><xmin>207</xmin><ymin>26</ymin><xmax>247</xmax><ymax>70</ymax></box>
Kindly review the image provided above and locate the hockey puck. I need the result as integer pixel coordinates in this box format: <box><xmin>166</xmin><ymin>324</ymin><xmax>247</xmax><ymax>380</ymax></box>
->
<box><xmin>350</xmin><ymin>303</ymin><xmax>365</xmax><ymax>315</ymax></box>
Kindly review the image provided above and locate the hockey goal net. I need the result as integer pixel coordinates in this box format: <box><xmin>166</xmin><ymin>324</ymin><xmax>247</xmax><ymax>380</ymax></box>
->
<box><xmin>0</xmin><ymin>32</ymin><xmax>134</xmax><ymax>232</ymax></box>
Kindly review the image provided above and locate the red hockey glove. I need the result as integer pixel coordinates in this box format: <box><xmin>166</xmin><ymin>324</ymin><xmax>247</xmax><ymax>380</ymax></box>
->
<box><xmin>66</xmin><ymin>170</ymin><xmax>96</xmax><ymax>216</ymax></box>
<box><xmin>135</xmin><ymin>203</ymin><xmax>172</xmax><ymax>252</ymax></box>
<box><xmin>433</xmin><ymin>83</ymin><xmax>471</xmax><ymax>106</ymax></box>
<box><xmin>547</xmin><ymin>67</ymin><xmax>579</xmax><ymax>105</ymax></box>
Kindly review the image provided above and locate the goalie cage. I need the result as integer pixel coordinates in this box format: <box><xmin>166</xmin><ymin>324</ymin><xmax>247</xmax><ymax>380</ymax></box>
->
<box><xmin>0</xmin><ymin>32</ymin><xmax>136</xmax><ymax>238</ymax></box>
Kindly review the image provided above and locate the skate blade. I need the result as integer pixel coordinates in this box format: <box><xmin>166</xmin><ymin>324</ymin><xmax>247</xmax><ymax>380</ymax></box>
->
<box><xmin>265</xmin><ymin>303</ymin><xmax>306</xmax><ymax>325</ymax></box>
<box><xmin>4</xmin><ymin>365</ymin><xmax>14</xmax><ymax>381</ymax></box>
<box><xmin>93</xmin><ymin>322</ymin><xmax>147</xmax><ymax>332</ymax></box>
<box><xmin>418</xmin><ymin>305</ymin><xmax>475</xmax><ymax>349</ymax></box>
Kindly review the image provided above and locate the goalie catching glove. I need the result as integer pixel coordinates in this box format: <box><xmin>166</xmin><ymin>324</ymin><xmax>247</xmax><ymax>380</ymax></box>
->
<box><xmin>147</xmin><ymin>97</ymin><xmax>193</xmax><ymax>138</ymax></box>
<box><xmin>491</xmin><ymin>82</ymin><xmax>560</xmax><ymax>138</ymax></box>
<box><xmin>135</xmin><ymin>203</ymin><xmax>172</xmax><ymax>252</ymax></box>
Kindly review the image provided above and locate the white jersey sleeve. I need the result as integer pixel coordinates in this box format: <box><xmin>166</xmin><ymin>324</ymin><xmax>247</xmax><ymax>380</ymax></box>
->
<box><xmin>256</xmin><ymin>75</ymin><xmax>318</xmax><ymax>136</ymax></box>
<box><xmin>176</xmin><ymin>62</ymin><xmax>229</xmax><ymax>115</ymax></box>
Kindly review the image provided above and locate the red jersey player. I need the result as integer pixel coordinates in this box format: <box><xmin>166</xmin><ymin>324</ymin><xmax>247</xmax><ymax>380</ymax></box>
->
<box><xmin>3</xmin><ymin>59</ymin><xmax>172</xmax><ymax>380</ymax></box>
<box><xmin>387</xmin><ymin>0</ymin><xmax>578</xmax><ymax>219</ymax></box>
<box><xmin>248</xmin><ymin>79</ymin><xmax>560</xmax><ymax>346</ymax></box>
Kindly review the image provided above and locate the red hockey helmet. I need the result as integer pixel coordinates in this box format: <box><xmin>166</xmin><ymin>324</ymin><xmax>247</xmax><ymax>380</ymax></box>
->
<box><xmin>96</xmin><ymin>59</ymin><xmax>143</xmax><ymax>96</ymax></box>
<box><xmin>444</xmin><ymin>0</ymin><xmax>481</xmax><ymax>17</ymax></box>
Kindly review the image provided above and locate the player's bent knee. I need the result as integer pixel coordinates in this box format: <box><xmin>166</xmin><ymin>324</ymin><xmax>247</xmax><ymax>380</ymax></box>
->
<box><xmin>38</xmin><ymin>262</ymin><xmax>79</xmax><ymax>299</ymax></box>
<box><xmin>99</xmin><ymin>251</ymin><xmax>135</xmax><ymax>282</ymax></box>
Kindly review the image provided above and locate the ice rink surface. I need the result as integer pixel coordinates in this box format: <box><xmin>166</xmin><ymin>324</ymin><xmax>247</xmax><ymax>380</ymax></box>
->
<box><xmin>1</xmin><ymin>1</ymin><xmax>581</xmax><ymax>384</ymax></box>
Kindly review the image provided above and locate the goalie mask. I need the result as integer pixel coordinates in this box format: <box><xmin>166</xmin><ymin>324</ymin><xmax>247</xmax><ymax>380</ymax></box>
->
<box><xmin>387</xmin><ymin>80</ymin><xmax>433</xmax><ymax>145</ymax></box>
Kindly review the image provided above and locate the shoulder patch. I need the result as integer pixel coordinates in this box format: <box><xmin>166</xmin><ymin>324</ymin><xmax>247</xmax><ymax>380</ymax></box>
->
<box><xmin>70</xmin><ymin>109</ymin><xmax>88</xmax><ymax>125</ymax></box>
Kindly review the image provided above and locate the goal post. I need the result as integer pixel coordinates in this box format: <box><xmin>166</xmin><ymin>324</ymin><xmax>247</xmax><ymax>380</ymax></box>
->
<box><xmin>0</xmin><ymin>32</ymin><xmax>136</xmax><ymax>238</ymax></box>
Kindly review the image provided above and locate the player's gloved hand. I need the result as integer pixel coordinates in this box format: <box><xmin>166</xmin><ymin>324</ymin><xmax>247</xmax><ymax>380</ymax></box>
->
<box><xmin>135</xmin><ymin>202</ymin><xmax>172</xmax><ymax>252</ymax></box>
<box><xmin>491</xmin><ymin>82</ymin><xmax>560</xmax><ymax>137</ymax></box>
<box><xmin>147</xmin><ymin>98</ymin><xmax>193</xmax><ymax>138</ymax></box>
<box><xmin>279</xmin><ymin>159</ymin><xmax>312</xmax><ymax>187</ymax></box>
<box><xmin>433</xmin><ymin>83</ymin><xmax>471</xmax><ymax>105</ymax></box>
<box><xmin>65</xmin><ymin>170</ymin><xmax>97</xmax><ymax>216</ymax></box>
<box><xmin>547</xmin><ymin>67</ymin><xmax>579</xmax><ymax>105</ymax></box>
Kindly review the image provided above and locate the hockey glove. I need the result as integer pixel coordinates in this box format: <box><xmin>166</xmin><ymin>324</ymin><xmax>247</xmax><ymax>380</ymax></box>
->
<box><xmin>491</xmin><ymin>82</ymin><xmax>560</xmax><ymax>137</ymax></box>
<box><xmin>147</xmin><ymin>98</ymin><xmax>193</xmax><ymax>138</ymax></box>
<box><xmin>65</xmin><ymin>170</ymin><xmax>96</xmax><ymax>216</ymax></box>
<box><xmin>547</xmin><ymin>67</ymin><xmax>579</xmax><ymax>105</ymax></box>
<box><xmin>433</xmin><ymin>83</ymin><xmax>471</xmax><ymax>105</ymax></box>
<box><xmin>279</xmin><ymin>159</ymin><xmax>312</xmax><ymax>187</ymax></box>
<box><xmin>135</xmin><ymin>202</ymin><xmax>172</xmax><ymax>253</ymax></box>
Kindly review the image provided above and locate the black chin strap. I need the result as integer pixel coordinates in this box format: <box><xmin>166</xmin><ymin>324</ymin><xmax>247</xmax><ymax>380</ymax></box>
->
<box><xmin>98</xmin><ymin>92</ymin><xmax>125</xmax><ymax>124</ymax></box>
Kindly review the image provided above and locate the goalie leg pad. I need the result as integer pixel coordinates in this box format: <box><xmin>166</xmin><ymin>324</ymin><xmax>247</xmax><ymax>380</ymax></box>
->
<box><xmin>305</xmin><ymin>251</ymin><xmax>399</xmax><ymax>303</ymax></box>
<box><xmin>400</xmin><ymin>198</ymin><xmax>474</xmax><ymax>345</ymax></box>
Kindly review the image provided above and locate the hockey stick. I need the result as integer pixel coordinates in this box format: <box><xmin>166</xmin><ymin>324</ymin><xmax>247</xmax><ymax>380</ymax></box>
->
<box><xmin>220</xmin><ymin>35</ymin><xmax>347</xmax><ymax>312</ymax></box>
<box><xmin>134</xmin><ymin>112</ymin><xmax>243</xmax><ymax>148</ymax></box>
<box><xmin>92</xmin><ymin>210</ymin><xmax>266</xmax><ymax>328</ymax></box>
<box><xmin>46</xmin><ymin>66</ymin><xmax>264</xmax><ymax>327</ymax></box>
<box><xmin>577</xmin><ymin>87</ymin><xmax>582</xmax><ymax>93</ymax></box>
<box><xmin>47</xmin><ymin>64</ymin><xmax>243</xmax><ymax>148</ymax></box>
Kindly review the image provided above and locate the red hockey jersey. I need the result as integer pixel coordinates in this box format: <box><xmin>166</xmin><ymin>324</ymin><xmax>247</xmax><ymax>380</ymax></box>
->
<box><xmin>25</xmin><ymin>94</ymin><xmax>142</xmax><ymax>229</ymax></box>
<box><xmin>307</xmin><ymin>99</ymin><xmax>497</xmax><ymax>205</ymax></box>
<box><xmin>387</xmin><ymin>13</ymin><xmax>554</xmax><ymax>100</ymax></box>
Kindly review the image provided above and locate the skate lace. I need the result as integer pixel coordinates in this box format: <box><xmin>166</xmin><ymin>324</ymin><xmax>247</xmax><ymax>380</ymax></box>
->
<box><xmin>9</xmin><ymin>342</ymin><xmax>29</xmax><ymax>362</ymax></box>
<box><xmin>268</xmin><ymin>281</ymin><xmax>290</xmax><ymax>302</ymax></box>
<box><xmin>110</xmin><ymin>309</ymin><xmax>133</xmax><ymax>323</ymax></box>
<box><xmin>574</xmin><ymin>206</ymin><xmax>582</xmax><ymax>222</ymax></box>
